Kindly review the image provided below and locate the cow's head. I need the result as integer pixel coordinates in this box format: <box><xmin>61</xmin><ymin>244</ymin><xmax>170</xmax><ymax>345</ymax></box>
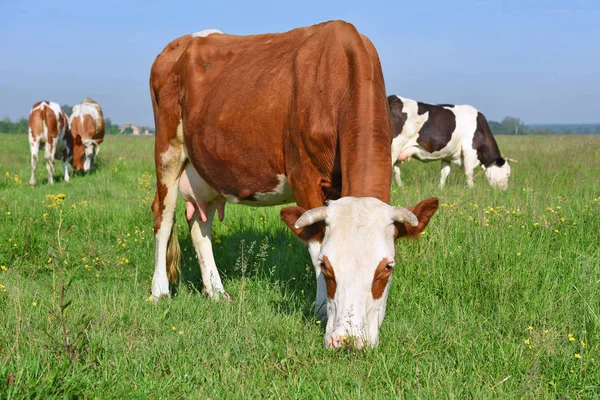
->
<box><xmin>71</xmin><ymin>135</ymin><xmax>100</xmax><ymax>172</ymax></box>
<box><xmin>281</xmin><ymin>196</ymin><xmax>438</xmax><ymax>348</ymax></box>
<box><xmin>484</xmin><ymin>157</ymin><xmax>511</xmax><ymax>190</ymax></box>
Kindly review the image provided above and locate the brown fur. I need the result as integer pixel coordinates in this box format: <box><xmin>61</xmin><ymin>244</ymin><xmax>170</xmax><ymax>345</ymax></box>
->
<box><xmin>394</xmin><ymin>197</ymin><xmax>440</xmax><ymax>239</ymax></box>
<box><xmin>372</xmin><ymin>258</ymin><xmax>393</xmax><ymax>299</ymax></box>
<box><xmin>321</xmin><ymin>256</ymin><xmax>337</xmax><ymax>299</ymax></box>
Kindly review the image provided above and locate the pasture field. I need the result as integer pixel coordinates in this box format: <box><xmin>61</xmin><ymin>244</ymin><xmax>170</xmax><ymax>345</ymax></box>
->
<box><xmin>0</xmin><ymin>134</ymin><xmax>599</xmax><ymax>398</ymax></box>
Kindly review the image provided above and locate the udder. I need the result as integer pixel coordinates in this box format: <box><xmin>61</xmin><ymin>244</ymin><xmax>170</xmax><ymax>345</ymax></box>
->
<box><xmin>179</xmin><ymin>163</ymin><xmax>225</xmax><ymax>222</ymax></box>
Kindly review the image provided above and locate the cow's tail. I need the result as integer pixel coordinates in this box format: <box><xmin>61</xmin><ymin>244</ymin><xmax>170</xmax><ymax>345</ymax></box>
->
<box><xmin>166</xmin><ymin>220</ymin><xmax>181</xmax><ymax>284</ymax></box>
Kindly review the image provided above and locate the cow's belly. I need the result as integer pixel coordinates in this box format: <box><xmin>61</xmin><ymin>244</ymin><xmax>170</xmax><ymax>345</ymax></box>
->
<box><xmin>400</xmin><ymin>143</ymin><xmax>462</xmax><ymax>164</ymax></box>
<box><xmin>181</xmin><ymin>163</ymin><xmax>295</xmax><ymax>208</ymax></box>
<box><xmin>226</xmin><ymin>174</ymin><xmax>295</xmax><ymax>206</ymax></box>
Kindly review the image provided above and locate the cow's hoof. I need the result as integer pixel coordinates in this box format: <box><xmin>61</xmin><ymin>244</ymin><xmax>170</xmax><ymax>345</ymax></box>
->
<box><xmin>204</xmin><ymin>288</ymin><xmax>231</xmax><ymax>302</ymax></box>
<box><xmin>151</xmin><ymin>277</ymin><xmax>171</xmax><ymax>300</ymax></box>
<box><xmin>149</xmin><ymin>293</ymin><xmax>169</xmax><ymax>303</ymax></box>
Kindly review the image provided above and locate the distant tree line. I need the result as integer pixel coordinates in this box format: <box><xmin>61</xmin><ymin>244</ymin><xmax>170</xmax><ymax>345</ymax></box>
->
<box><xmin>489</xmin><ymin>116</ymin><xmax>600</xmax><ymax>135</ymax></box>
<box><xmin>0</xmin><ymin>104</ymin><xmax>153</xmax><ymax>135</ymax></box>
<box><xmin>1</xmin><ymin>108</ymin><xmax>596</xmax><ymax>135</ymax></box>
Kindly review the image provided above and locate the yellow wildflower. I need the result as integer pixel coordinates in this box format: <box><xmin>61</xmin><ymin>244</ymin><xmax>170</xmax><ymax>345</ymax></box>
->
<box><xmin>178</xmin><ymin>330</ymin><xmax>184</xmax><ymax>335</ymax></box>
<box><xmin>574</xmin><ymin>353</ymin><xmax>582</xmax><ymax>359</ymax></box>
<box><xmin>568</xmin><ymin>334</ymin><xmax>576</xmax><ymax>342</ymax></box>
<box><xmin>524</xmin><ymin>339</ymin><xmax>531</xmax><ymax>345</ymax></box>
<box><xmin>0</xmin><ymin>265</ymin><xmax>6</xmax><ymax>272</ymax></box>
<box><xmin>172</xmin><ymin>326</ymin><xmax>176</xmax><ymax>331</ymax></box>
<box><xmin>544</xmin><ymin>329</ymin><xmax>549</xmax><ymax>334</ymax></box>
<box><xmin>32</xmin><ymin>301</ymin><xmax>37</xmax><ymax>307</ymax></box>
<box><xmin>527</xmin><ymin>326</ymin><xmax>533</xmax><ymax>331</ymax></box>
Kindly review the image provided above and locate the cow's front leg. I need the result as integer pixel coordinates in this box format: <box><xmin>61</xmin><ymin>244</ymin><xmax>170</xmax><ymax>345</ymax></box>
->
<box><xmin>393</xmin><ymin>162</ymin><xmax>403</xmax><ymax>187</ymax></box>
<box><xmin>439</xmin><ymin>160</ymin><xmax>451</xmax><ymax>188</ymax></box>
<box><xmin>187</xmin><ymin>202</ymin><xmax>229</xmax><ymax>301</ymax></box>
<box><xmin>464</xmin><ymin>160</ymin><xmax>478</xmax><ymax>188</ymax></box>
<box><xmin>63</xmin><ymin>159</ymin><xmax>70</xmax><ymax>182</ymax></box>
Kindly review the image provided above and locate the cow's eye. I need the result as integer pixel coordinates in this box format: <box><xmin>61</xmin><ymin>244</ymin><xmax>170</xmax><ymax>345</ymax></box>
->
<box><xmin>385</xmin><ymin>263</ymin><xmax>394</xmax><ymax>271</ymax></box>
<box><xmin>319</xmin><ymin>261</ymin><xmax>326</xmax><ymax>271</ymax></box>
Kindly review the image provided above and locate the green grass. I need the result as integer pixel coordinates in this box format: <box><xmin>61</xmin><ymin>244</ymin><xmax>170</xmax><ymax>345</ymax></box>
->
<box><xmin>1</xmin><ymin>134</ymin><xmax>599</xmax><ymax>398</ymax></box>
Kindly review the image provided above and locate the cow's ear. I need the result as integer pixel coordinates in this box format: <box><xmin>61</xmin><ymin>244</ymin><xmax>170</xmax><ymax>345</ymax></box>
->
<box><xmin>280</xmin><ymin>206</ymin><xmax>325</xmax><ymax>243</ymax></box>
<box><xmin>394</xmin><ymin>197</ymin><xmax>439</xmax><ymax>240</ymax></box>
<box><xmin>75</xmin><ymin>134</ymin><xmax>82</xmax><ymax>145</ymax></box>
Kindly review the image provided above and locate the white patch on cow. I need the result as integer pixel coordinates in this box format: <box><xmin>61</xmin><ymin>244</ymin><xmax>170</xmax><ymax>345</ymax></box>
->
<box><xmin>192</xmin><ymin>29</ymin><xmax>223</xmax><ymax>37</ymax></box>
<box><xmin>70</xmin><ymin>103</ymin><xmax>101</xmax><ymax>126</ymax></box>
<box><xmin>485</xmin><ymin>161</ymin><xmax>511</xmax><ymax>189</ymax></box>
<box><xmin>238</xmin><ymin>175</ymin><xmax>295</xmax><ymax>206</ymax></box>
<box><xmin>47</xmin><ymin>102</ymin><xmax>61</xmax><ymax>121</ymax></box>
<box><xmin>309</xmin><ymin>197</ymin><xmax>407</xmax><ymax>348</ymax></box>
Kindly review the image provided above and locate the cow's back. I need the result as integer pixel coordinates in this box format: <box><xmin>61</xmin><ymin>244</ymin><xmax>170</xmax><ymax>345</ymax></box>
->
<box><xmin>70</xmin><ymin>102</ymin><xmax>104</xmax><ymax>141</ymax></box>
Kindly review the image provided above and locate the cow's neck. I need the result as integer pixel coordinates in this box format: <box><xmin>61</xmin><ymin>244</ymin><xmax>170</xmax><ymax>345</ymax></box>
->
<box><xmin>476</xmin><ymin>135</ymin><xmax>502</xmax><ymax>167</ymax></box>
<box><xmin>338</xmin><ymin>124</ymin><xmax>391</xmax><ymax>204</ymax></box>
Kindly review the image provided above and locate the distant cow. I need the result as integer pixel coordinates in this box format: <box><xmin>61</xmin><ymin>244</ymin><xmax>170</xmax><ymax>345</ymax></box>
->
<box><xmin>150</xmin><ymin>22</ymin><xmax>439</xmax><ymax>348</ymax></box>
<box><xmin>28</xmin><ymin>101</ymin><xmax>70</xmax><ymax>186</ymax></box>
<box><xmin>388</xmin><ymin>95</ymin><xmax>511</xmax><ymax>189</ymax></box>
<box><xmin>68</xmin><ymin>98</ymin><xmax>105</xmax><ymax>172</ymax></box>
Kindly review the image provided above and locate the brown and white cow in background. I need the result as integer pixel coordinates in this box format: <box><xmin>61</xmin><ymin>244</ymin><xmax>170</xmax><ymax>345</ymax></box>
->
<box><xmin>388</xmin><ymin>95</ymin><xmax>512</xmax><ymax>189</ymax></box>
<box><xmin>150</xmin><ymin>22</ymin><xmax>439</xmax><ymax>348</ymax></box>
<box><xmin>68</xmin><ymin>98</ymin><xmax>105</xmax><ymax>172</ymax></box>
<box><xmin>28</xmin><ymin>101</ymin><xmax>70</xmax><ymax>186</ymax></box>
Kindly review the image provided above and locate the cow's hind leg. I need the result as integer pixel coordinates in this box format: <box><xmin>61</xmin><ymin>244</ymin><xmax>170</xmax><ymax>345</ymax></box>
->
<box><xmin>29</xmin><ymin>137</ymin><xmax>40</xmax><ymax>187</ymax></box>
<box><xmin>439</xmin><ymin>160</ymin><xmax>451</xmax><ymax>188</ymax></box>
<box><xmin>44</xmin><ymin>139</ymin><xmax>56</xmax><ymax>185</ymax></box>
<box><xmin>187</xmin><ymin>202</ymin><xmax>229</xmax><ymax>301</ymax></box>
<box><xmin>152</xmin><ymin>130</ymin><xmax>185</xmax><ymax>299</ymax></box>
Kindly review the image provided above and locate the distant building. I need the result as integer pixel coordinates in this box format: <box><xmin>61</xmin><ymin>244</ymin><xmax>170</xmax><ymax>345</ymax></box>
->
<box><xmin>119</xmin><ymin>123</ymin><xmax>153</xmax><ymax>135</ymax></box>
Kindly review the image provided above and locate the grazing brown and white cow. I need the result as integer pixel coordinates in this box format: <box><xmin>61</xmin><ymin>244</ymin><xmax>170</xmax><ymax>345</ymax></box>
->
<box><xmin>150</xmin><ymin>22</ymin><xmax>439</xmax><ymax>348</ymax></box>
<box><xmin>388</xmin><ymin>95</ymin><xmax>512</xmax><ymax>189</ymax></box>
<box><xmin>28</xmin><ymin>101</ymin><xmax>70</xmax><ymax>186</ymax></box>
<box><xmin>68</xmin><ymin>98</ymin><xmax>105</xmax><ymax>172</ymax></box>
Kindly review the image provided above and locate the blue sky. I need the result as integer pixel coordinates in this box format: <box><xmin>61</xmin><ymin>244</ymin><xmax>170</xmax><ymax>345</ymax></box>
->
<box><xmin>1</xmin><ymin>0</ymin><xmax>598</xmax><ymax>126</ymax></box>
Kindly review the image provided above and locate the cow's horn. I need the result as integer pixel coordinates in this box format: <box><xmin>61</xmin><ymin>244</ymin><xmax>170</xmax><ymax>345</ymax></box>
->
<box><xmin>501</xmin><ymin>154</ymin><xmax>518</xmax><ymax>163</ymax></box>
<box><xmin>294</xmin><ymin>207</ymin><xmax>327</xmax><ymax>229</ymax></box>
<box><xmin>391</xmin><ymin>207</ymin><xmax>418</xmax><ymax>227</ymax></box>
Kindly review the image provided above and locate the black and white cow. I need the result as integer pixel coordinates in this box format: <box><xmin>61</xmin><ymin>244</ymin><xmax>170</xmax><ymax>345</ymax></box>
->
<box><xmin>388</xmin><ymin>95</ymin><xmax>511</xmax><ymax>189</ymax></box>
